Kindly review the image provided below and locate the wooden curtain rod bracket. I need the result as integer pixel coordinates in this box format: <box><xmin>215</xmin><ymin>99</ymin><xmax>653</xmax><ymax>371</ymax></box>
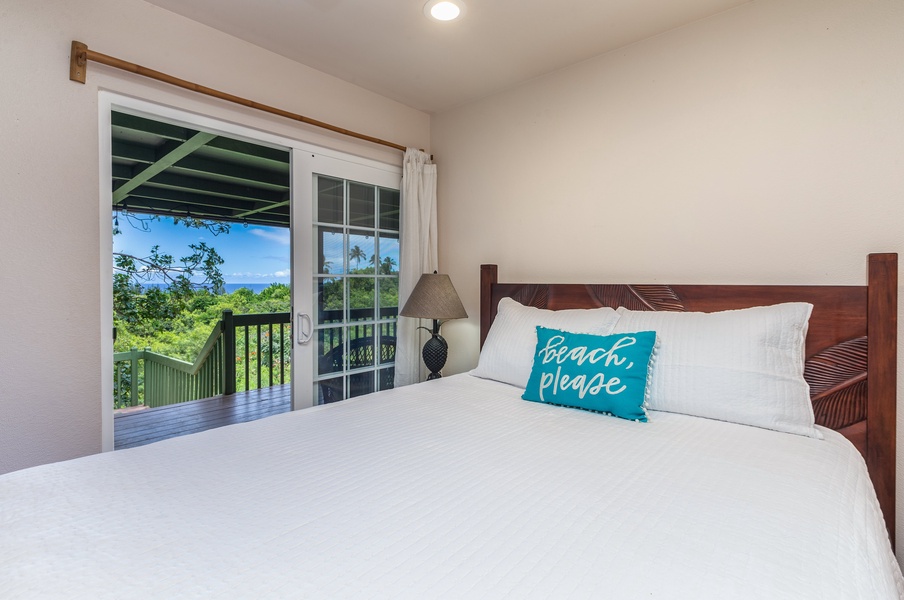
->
<box><xmin>70</xmin><ymin>41</ymin><xmax>88</xmax><ymax>84</ymax></box>
<box><xmin>67</xmin><ymin>40</ymin><xmax>410</xmax><ymax>153</ymax></box>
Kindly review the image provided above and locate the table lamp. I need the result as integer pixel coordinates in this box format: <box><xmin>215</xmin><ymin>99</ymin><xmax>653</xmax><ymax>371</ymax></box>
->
<box><xmin>400</xmin><ymin>272</ymin><xmax>468</xmax><ymax>380</ymax></box>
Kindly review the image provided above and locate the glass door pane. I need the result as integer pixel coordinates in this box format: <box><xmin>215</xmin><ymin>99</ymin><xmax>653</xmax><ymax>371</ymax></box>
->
<box><xmin>314</xmin><ymin>177</ymin><xmax>400</xmax><ymax>404</ymax></box>
<box><xmin>291</xmin><ymin>152</ymin><xmax>401</xmax><ymax>409</ymax></box>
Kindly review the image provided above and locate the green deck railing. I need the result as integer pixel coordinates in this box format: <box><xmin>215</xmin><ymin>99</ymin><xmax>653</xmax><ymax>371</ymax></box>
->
<box><xmin>114</xmin><ymin>310</ymin><xmax>291</xmax><ymax>408</ymax></box>
<box><xmin>113</xmin><ymin>308</ymin><xmax>397</xmax><ymax>409</ymax></box>
<box><xmin>224</xmin><ymin>310</ymin><xmax>293</xmax><ymax>395</ymax></box>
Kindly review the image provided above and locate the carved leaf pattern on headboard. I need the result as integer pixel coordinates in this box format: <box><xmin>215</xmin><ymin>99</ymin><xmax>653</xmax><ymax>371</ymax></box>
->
<box><xmin>585</xmin><ymin>284</ymin><xmax>686</xmax><ymax>312</ymax></box>
<box><xmin>804</xmin><ymin>336</ymin><xmax>868</xmax><ymax>430</ymax></box>
<box><xmin>508</xmin><ymin>284</ymin><xmax>550</xmax><ymax>309</ymax></box>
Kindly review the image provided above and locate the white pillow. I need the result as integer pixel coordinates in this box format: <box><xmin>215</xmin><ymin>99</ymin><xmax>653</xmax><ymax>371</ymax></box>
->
<box><xmin>471</xmin><ymin>297</ymin><xmax>621</xmax><ymax>389</ymax></box>
<box><xmin>612</xmin><ymin>303</ymin><xmax>820</xmax><ymax>438</ymax></box>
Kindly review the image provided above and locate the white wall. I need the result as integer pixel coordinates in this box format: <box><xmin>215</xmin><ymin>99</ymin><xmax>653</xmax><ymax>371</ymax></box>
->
<box><xmin>432</xmin><ymin>0</ymin><xmax>904</xmax><ymax>553</ymax></box>
<box><xmin>0</xmin><ymin>0</ymin><xmax>429</xmax><ymax>474</ymax></box>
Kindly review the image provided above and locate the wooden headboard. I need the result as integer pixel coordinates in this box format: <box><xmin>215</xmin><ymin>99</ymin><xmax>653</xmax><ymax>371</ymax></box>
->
<box><xmin>479</xmin><ymin>253</ymin><xmax>897</xmax><ymax>542</ymax></box>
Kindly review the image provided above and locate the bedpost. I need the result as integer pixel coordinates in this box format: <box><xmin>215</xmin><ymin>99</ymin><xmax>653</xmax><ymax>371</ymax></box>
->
<box><xmin>867</xmin><ymin>252</ymin><xmax>897</xmax><ymax>546</ymax></box>
<box><xmin>480</xmin><ymin>264</ymin><xmax>498</xmax><ymax>349</ymax></box>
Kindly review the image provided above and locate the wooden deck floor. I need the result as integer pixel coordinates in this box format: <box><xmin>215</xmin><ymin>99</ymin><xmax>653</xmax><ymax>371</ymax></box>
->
<box><xmin>114</xmin><ymin>384</ymin><xmax>292</xmax><ymax>450</ymax></box>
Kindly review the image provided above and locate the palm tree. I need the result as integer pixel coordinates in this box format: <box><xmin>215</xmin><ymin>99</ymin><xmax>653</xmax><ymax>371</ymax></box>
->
<box><xmin>380</xmin><ymin>256</ymin><xmax>397</xmax><ymax>275</ymax></box>
<box><xmin>349</xmin><ymin>245</ymin><xmax>366</xmax><ymax>271</ymax></box>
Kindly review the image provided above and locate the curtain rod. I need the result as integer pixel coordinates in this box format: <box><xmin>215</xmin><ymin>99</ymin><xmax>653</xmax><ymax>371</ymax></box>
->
<box><xmin>69</xmin><ymin>41</ymin><xmax>408</xmax><ymax>153</ymax></box>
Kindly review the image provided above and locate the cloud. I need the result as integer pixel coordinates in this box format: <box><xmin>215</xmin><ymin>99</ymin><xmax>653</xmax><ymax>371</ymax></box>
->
<box><xmin>230</xmin><ymin>270</ymin><xmax>291</xmax><ymax>280</ymax></box>
<box><xmin>249</xmin><ymin>228</ymin><xmax>290</xmax><ymax>245</ymax></box>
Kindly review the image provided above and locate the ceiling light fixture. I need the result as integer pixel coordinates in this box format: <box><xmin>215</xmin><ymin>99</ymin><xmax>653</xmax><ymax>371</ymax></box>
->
<box><xmin>424</xmin><ymin>0</ymin><xmax>466</xmax><ymax>22</ymax></box>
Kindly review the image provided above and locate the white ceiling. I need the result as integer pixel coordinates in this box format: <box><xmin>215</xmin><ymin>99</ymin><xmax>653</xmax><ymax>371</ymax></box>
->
<box><xmin>142</xmin><ymin>0</ymin><xmax>751</xmax><ymax>114</ymax></box>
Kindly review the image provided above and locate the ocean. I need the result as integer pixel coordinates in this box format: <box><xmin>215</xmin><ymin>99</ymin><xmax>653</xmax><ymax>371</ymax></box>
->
<box><xmin>143</xmin><ymin>283</ymin><xmax>285</xmax><ymax>294</ymax></box>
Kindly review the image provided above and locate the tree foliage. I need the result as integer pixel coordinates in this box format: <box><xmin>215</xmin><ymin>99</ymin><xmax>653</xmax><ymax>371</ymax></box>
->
<box><xmin>113</xmin><ymin>216</ymin><xmax>229</xmax><ymax>337</ymax></box>
<box><xmin>113</xmin><ymin>243</ymin><xmax>227</xmax><ymax>336</ymax></box>
<box><xmin>114</xmin><ymin>284</ymin><xmax>292</xmax><ymax>359</ymax></box>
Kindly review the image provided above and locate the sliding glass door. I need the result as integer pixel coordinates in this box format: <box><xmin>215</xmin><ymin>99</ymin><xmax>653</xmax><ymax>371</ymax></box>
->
<box><xmin>292</xmin><ymin>153</ymin><xmax>402</xmax><ymax>410</ymax></box>
<box><xmin>100</xmin><ymin>94</ymin><xmax>404</xmax><ymax>449</ymax></box>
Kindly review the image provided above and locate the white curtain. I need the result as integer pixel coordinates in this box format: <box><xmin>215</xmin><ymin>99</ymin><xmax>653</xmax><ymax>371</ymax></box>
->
<box><xmin>395</xmin><ymin>148</ymin><xmax>438</xmax><ymax>387</ymax></box>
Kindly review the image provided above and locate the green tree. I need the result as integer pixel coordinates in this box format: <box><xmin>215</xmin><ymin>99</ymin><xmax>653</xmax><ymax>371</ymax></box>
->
<box><xmin>113</xmin><ymin>242</ymin><xmax>226</xmax><ymax>335</ymax></box>
<box><xmin>113</xmin><ymin>216</ymin><xmax>229</xmax><ymax>341</ymax></box>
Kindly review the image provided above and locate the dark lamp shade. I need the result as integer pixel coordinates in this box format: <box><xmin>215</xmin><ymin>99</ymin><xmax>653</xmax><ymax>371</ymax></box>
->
<box><xmin>400</xmin><ymin>273</ymin><xmax>468</xmax><ymax>320</ymax></box>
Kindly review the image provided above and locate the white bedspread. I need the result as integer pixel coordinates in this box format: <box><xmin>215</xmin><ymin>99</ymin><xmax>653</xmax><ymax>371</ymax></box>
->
<box><xmin>2</xmin><ymin>375</ymin><xmax>902</xmax><ymax>599</ymax></box>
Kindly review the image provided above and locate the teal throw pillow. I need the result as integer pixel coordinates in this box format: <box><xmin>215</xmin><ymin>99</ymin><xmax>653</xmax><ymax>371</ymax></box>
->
<box><xmin>522</xmin><ymin>327</ymin><xmax>657</xmax><ymax>422</ymax></box>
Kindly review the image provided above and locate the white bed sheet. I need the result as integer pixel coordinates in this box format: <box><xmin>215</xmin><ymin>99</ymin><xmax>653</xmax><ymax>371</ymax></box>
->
<box><xmin>1</xmin><ymin>374</ymin><xmax>902</xmax><ymax>599</ymax></box>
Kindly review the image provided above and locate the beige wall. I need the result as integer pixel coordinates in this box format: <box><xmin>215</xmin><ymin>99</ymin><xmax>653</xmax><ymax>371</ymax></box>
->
<box><xmin>432</xmin><ymin>0</ymin><xmax>904</xmax><ymax>553</ymax></box>
<box><xmin>0</xmin><ymin>0</ymin><xmax>429</xmax><ymax>474</ymax></box>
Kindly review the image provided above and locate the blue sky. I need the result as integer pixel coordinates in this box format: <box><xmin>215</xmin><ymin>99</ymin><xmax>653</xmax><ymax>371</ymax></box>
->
<box><xmin>113</xmin><ymin>215</ymin><xmax>290</xmax><ymax>284</ymax></box>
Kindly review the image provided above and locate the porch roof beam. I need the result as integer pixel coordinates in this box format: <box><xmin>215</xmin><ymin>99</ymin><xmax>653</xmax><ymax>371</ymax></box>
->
<box><xmin>120</xmin><ymin>201</ymin><xmax>287</xmax><ymax>227</ymax></box>
<box><xmin>112</xmin><ymin>166</ymin><xmax>288</xmax><ymax>205</ymax></box>
<box><xmin>113</xmin><ymin>131</ymin><xmax>218</xmax><ymax>205</ymax></box>
<box><xmin>113</xmin><ymin>142</ymin><xmax>288</xmax><ymax>190</ymax></box>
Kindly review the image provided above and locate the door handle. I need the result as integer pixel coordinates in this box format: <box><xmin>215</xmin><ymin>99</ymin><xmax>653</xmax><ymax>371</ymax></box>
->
<box><xmin>296</xmin><ymin>313</ymin><xmax>313</xmax><ymax>345</ymax></box>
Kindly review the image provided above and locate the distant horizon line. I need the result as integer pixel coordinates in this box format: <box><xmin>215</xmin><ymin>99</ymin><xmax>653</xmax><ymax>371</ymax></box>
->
<box><xmin>142</xmin><ymin>282</ymin><xmax>288</xmax><ymax>289</ymax></box>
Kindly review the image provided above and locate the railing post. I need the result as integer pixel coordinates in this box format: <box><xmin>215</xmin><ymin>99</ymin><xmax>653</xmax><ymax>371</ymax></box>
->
<box><xmin>140</xmin><ymin>346</ymin><xmax>153</xmax><ymax>406</ymax></box>
<box><xmin>130</xmin><ymin>347</ymin><xmax>139</xmax><ymax>406</ymax></box>
<box><xmin>223</xmin><ymin>310</ymin><xmax>236</xmax><ymax>396</ymax></box>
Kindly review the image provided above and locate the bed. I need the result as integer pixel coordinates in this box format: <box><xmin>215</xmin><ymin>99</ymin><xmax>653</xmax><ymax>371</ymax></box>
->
<box><xmin>1</xmin><ymin>254</ymin><xmax>901</xmax><ymax>598</ymax></box>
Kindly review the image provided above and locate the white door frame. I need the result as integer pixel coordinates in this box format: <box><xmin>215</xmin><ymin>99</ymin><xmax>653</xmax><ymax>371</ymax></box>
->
<box><xmin>98</xmin><ymin>92</ymin><xmax>400</xmax><ymax>450</ymax></box>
